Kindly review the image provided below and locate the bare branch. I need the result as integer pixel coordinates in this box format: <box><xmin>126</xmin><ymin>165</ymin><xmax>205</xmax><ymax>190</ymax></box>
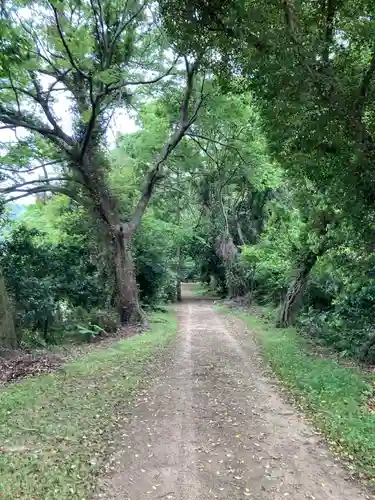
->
<box><xmin>29</xmin><ymin>72</ymin><xmax>70</xmax><ymax>143</ymax></box>
<box><xmin>3</xmin><ymin>186</ymin><xmax>85</xmax><ymax>205</ymax></box>
<box><xmin>188</xmin><ymin>134</ymin><xmax>218</xmax><ymax>165</ymax></box>
<box><xmin>100</xmin><ymin>58</ymin><xmax>178</xmax><ymax>98</ymax></box>
<box><xmin>96</xmin><ymin>0</ymin><xmax>106</xmax><ymax>41</ymax></box>
<box><xmin>0</xmin><ymin>107</ymin><xmax>53</xmax><ymax>136</ymax></box>
<box><xmin>187</xmin><ymin>132</ymin><xmax>249</xmax><ymax>165</ymax></box>
<box><xmin>0</xmin><ymin>160</ymin><xmax>62</xmax><ymax>175</ymax></box>
<box><xmin>0</xmin><ymin>107</ymin><xmax>73</xmax><ymax>154</ymax></box>
<box><xmin>89</xmin><ymin>0</ymin><xmax>104</xmax><ymax>61</ymax></box>
<box><xmin>0</xmin><ymin>85</ymin><xmax>37</xmax><ymax>102</ymax></box>
<box><xmin>0</xmin><ymin>177</ymin><xmax>81</xmax><ymax>195</ymax></box>
<box><xmin>45</xmin><ymin>69</ymin><xmax>72</xmax><ymax>98</ymax></box>
<box><xmin>124</xmin><ymin>63</ymin><xmax>177</xmax><ymax>86</ymax></box>
<box><xmin>7</xmin><ymin>71</ymin><xmax>21</xmax><ymax>113</ymax></box>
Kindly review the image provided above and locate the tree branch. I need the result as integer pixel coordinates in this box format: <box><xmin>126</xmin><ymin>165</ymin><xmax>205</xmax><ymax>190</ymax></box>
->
<box><xmin>322</xmin><ymin>0</ymin><xmax>337</xmax><ymax>63</ymax></box>
<box><xmin>281</xmin><ymin>0</ymin><xmax>318</xmax><ymax>81</ymax></box>
<box><xmin>0</xmin><ymin>177</ymin><xmax>82</xmax><ymax>195</ymax></box>
<box><xmin>187</xmin><ymin>132</ymin><xmax>248</xmax><ymax>165</ymax></box>
<box><xmin>0</xmin><ymin>107</ymin><xmax>54</xmax><ymax>136</ymax></box>
<box><xmin>205</xmin><ymin>11</ymin><xmax>268</xmax><ymax>53</ymax></box>
<box><xmin>29</xmin><ymin>71</ymin><xmax>72</xmax><ymax>143</ymax></box>
<box><xmin>100</xmin><ymin>58</ymin><xmax>178</xmax><ymax>98</ymax></box>
<box><xmin>130</xmin><ymin>58</ymin><xmax>203</xmax><ymax>230</ymax></box>
<box><xmin>7</xmin><ymin>71</ymin><xmax>21</xmax><ymax>113</ymax></box>
<box><xmin>89</xmin><ymin>0</ymin><xmax>105</xmax><ymax>64</ymax></box>
<box><xmin>354</xmin><ymin>54</ymin><xmax>375</xmax><ymax>119</ymax></box>
<box><xmin>2</xmin><ymin>185</ymin><xmax>85</xmax><ymax>205</ymax></box>
<box><xmin>108</xmin><ymin>2</ymin><xmax>146</xmax><ymax>61</ymax></box>
<box><xmin>0</xmin><ymin>160</ymin><xmax>62</xmax><ymax>175</ymax></box>
<box><xmin>188</xmin><ymin>135</ymin><xmax>218</xmax><ymax>165</ymax></box>
<box><xmin>48</xmin><ymin>1</ymin><xmax>89</xmax><ymax>80</ymax></box>
<box><xmin>0</xmin><ymin>105</ymin><xmax>73</xmax><ymax>153</ymax></box>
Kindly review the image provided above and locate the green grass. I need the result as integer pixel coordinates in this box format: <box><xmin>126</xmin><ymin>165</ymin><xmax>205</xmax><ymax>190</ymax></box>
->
<box><xmin>223</xmin><ymin>307</ymin><xmax>375</xmax><ymax>482</ymax></box>
<box><xmin>0</xmin><ymin>312</ymin><xmax>177</xmax><ymax>499</ymax></box>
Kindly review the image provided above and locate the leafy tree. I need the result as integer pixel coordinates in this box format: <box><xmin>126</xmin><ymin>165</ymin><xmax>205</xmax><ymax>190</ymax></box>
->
<box><xmin>159</xmin><ymin>0</ymin><xmax>375</xmax><ymax>333</ymax></box>
<box><xmin>161</xmin><ymin>0</ymin><xmax>375</xmax><ymax>220</ymax></box>
<box><xmin>0</xmin><ymin>0</ymin><xmax>206</xmax><ymax>324</ymax></box>
<box><xmin>180</xmin><ymin>91</ymin><xmax>280</xmax><ymax>296</ymax></box>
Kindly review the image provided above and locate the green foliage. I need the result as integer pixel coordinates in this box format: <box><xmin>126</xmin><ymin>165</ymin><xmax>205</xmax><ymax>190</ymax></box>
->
<box><xmin>240</xmin><ymin>243</ymin><xmax>290</xmax><ymax>303</ymax></box>
<box><xmin>0</xmin><ymin>311</ymin><xmax>177</xmax><ymax>498</ymax></box>
<box><xmin>133</xmin><ymin>211</ymin><xmax>192</xmax><ymax>304</ymax></box>
<box><xmin>76</xmin><ymin>323</ymin><xmax>105</xmax><ymax>343</ymax></box>
<box><xmin>0</xmin><ymin>194</ymin><xmax>115</xmax><ymax>345</ymax></box>
<box><xmin>299</xmin><ymin>279</ymin><xmax>375</xmax><ymax>362</ymax></box>
<box><xmin>158</xmin><ymin>0</ymin><xmax>375</xmax><ymax>354</ymax></box>
<box><xmin>239</xmin><ymin>196</ymin><xmax>303</xmax><ymax>303</ymax></box>
<box><xmin>0</xmin><ymin>223</ymin><xmax>105</xmax><ymax>339</ymax></box>
<box><xmin>2</xmin><ymin>0</ymin><xmax>375</xmax><ymax>369</ymax></box>
<box><xmin>162</xmin><ymin>0</ymin><xmax>375</xmax><ymax>218</ymax></box>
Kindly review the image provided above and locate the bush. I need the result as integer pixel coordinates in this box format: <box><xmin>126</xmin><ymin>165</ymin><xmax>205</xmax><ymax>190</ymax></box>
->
<box><xmin>62</xmin><ymin>307</ymin><xmax>119</xmax><ymax>343</ymax></box>
<box><xmin>304</xmin><ymin>272</ymin><xmax>339</xmax><ymax>311</ymax></box>
<box><xmin>85</xmin><ymin>308</ymin><xmax>119</xmax><ymax>333</ymax></box>
<box><xmin>0</xmin><ymin>225</ymin><xmax>108</xmax><ymax>343</ymax></box>
<box><xmin>20</xmin><ymin>329</ymin><xmax>48</xmax><ymax>349</ymax></box>
<box><xmin>298</xmin><ymin>307</ymin><xmax>375</xmax><ymax>361</ymax></box>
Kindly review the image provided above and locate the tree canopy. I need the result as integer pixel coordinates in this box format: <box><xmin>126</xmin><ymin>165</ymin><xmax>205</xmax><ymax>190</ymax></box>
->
<box><xmin>1</xmin><ymin>0</ymin><xmax>375</xmax><ymax>363</ymax></box>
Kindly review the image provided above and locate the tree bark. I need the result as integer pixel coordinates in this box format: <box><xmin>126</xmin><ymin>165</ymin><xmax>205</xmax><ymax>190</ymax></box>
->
<box><xmin>113</xmin><ymin>225</ymin><xmax>144</xmax><ymax>325</ymax></box>
<box><xmin>277</xmin><ymin>250</ymin><xmax>319</xmax><ymax>328</ymax></box>
<box><xmin>176</xmin><ymin>165</ymin><xmax>182</xmax><ymax>302</ymax></box>
<box><xmin>0</xmin><ymin>275</ymin><xmax>17</xmax><ymax>351</ymax></box>
<box><xmin>176</xmin><ymin>244</ymin><xmax>182</xmax><ymax>302</ymax></box>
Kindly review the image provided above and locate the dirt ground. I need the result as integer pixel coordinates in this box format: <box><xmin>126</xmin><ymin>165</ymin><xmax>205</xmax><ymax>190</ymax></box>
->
<box><xmin>95</xmin><ymin>284</ymin><xmax>372</xmax><ymax>500</ymax></box>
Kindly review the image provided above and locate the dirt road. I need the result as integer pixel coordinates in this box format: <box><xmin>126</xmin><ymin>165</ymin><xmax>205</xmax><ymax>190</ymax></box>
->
<box><xmin>96</xmin><ymin>285</ymin><xmax>369</xmax><ymax>499</ymax></box>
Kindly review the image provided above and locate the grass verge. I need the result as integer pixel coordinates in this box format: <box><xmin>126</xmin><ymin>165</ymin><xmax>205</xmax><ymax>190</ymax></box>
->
<box><xmin>223</xmin><ymin>307</ymin><xmax>375</xmax><ymax>482</ymax></box>
<box><xmin>0</xmin><ymin>311</ymin><xmax>177</xmax><ymax>499</ymax></box>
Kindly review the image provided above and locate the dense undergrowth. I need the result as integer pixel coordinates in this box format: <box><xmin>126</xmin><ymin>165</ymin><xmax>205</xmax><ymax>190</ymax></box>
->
<box><xmin>224</xmin><ymin>306</ymin><xmax>375</xmax><ymax>482</ymax></box>
<box><xmin>0</xmin><ymin>312</ymin><xmax>177</xmax><ymax>499</ymax></box>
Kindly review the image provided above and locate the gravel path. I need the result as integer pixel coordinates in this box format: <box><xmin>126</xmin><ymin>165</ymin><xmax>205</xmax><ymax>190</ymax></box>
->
<box><xmin>96</xmin><ymin>285</ymin><xmax>370</xmax><ymax>499</ymax></box>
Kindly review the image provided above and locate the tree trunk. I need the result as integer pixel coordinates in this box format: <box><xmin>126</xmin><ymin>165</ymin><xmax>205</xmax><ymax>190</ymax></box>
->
<box><xmin>0</xmin><ymin>275</ymin><xmax>17</xmax><ymax>351</ymax></box>
<box><xmin>277</xmin><ymin>250</ymin><xmax>319</xmax><ymax>328</ymax></box>
<box><xmin>113</xmin><ymin>227</ymin><xmax>143</xmax><ymax>325</ymax></box>
<box><xmin>176</xmin><ymin>166</ymin><xmax>182</xmax><ymax>302</ymax></box>
<box><xmin>176</xmin><ymin>243</ymin><xmax>182</xmax><ymax>302</ymax></box>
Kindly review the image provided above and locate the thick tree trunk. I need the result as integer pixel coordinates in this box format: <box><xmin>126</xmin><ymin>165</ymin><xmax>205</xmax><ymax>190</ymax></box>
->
<box><xmin>277</xmin><ymin>251</ymin><xmax>319</xmax><ymax>328</ymax></box>
<box><xmin>0</xmin><ymin>275</ymin><xmax>17</xmax><ymax>351</ymax></box>
<box><xmin>113</xmin><ymin>227</ymin><xmax>143</xmax><ymax>325</ymax></box>
<box><xmin>277</xmin><ymin>211</ymin><xmax>335</xmax><ymax>328</ymax></box>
